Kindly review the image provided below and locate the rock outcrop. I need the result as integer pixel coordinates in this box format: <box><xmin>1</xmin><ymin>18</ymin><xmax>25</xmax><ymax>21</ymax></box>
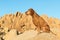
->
<box><xmin>0</xmin><ymin>8</ymin><xmax>51</xmax><ymax>33</ymax></box>
<box><xmin>0</xmin><ymin>8</ymin><xmax>60</xmax><ymax>40</ymax></box>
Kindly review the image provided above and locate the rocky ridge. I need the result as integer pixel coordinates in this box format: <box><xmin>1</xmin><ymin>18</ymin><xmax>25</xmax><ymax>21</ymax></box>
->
<box><xmin>0</xmin><ymin>8</ymin><xmax>60</xmax><ymax>40</ymax></box>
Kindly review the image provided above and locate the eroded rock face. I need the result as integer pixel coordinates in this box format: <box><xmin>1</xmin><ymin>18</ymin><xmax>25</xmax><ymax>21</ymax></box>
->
<box><xmin>0</xmin><ymin>8</ymin><xmax>60</xmax><ymax>40</ymax></box>
<box><xmin>41</xmin><ymin>14</ymin><xmax>60</xmax><ymax>39</ymax></box>
<box><xmin>29</xmin><ymin>33</ymin><xmax>60</xmax><ymax>40</ymax></box>
<box><xmin>0</xmin><ymin>8</ymin><xmax>50</xmax><ymax>34</ymax></box>
<box><xmin>3</xmin><ymin>29</ymin><xmax>60</xmax><ymax>40</ymax></box>
<box><xmin>0</xmin><ymin>12</ymin><xmax>36</xmax><ymax>33</ymax></box>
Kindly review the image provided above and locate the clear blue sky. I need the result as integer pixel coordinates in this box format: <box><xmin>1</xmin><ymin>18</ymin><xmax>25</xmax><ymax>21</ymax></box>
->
<box><xmin>0</xmin><ymin>0</ymin><xmax>60</xmax><ymax>18</ymax></box>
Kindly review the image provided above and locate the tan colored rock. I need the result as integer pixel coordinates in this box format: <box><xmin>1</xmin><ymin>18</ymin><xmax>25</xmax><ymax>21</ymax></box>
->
<box><xmin>0</xmin><ymin>8</ymin><xmax>60</xmax><ymax>40</ymax></box>
<box><xmin>4</xmin><ymin>29</ymin><xmax>60</xmax><ymax>40</ymax></box>
<box><xmin>41</xmin><ymin>15</ymin><xmax>60</xmax><ymax>39</ymax></box>
<box><xmin>0</xmin><ymin>8</ymin><xmax>51</xmax><ymax>33</ymax></box>
<box><xmin>29</xmin><ymin>33</ymin><xmax>60</xmax><ymax>40</ymax></box>
<box><xmin>3</xmin><ymin>29</ymin><xmax>17</xmax><ymax>40</ymax></box>
<box><xmin>4</xmin><ymin>29</ymin><xmax>38</xmax><ymax>40</ymax></box>
<box><xmin>0</xmin><ymin>11</ymin><xmax>36</xmax><ymax>33</ymax></box>
<box><xmin>41</xmin><ymin>14</ymin><xmax>49</xmax><ymax>21</ymax></box>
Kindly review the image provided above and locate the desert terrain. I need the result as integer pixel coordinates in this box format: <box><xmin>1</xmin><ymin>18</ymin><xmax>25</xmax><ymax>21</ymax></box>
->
<box><xmin>0</xmin><ymin>8</ymin><xmax>60</xmax><ymax>40</ymax></box>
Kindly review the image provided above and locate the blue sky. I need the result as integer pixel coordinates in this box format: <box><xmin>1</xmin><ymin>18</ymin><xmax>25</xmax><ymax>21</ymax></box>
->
<box><xmin>0</xmin><ymin>0</ymin><xmax>60</xmax><ymax>18</ymax></box>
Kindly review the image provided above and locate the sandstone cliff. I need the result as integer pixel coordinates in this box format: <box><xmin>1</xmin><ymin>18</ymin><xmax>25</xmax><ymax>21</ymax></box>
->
<box><xmin>0</xmin><ymin>8</ymin><xmax>60</xmax><ymax>40</ymax></box>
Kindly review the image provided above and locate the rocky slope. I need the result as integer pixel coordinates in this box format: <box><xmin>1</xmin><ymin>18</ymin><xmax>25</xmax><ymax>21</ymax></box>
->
<box><xmin>0</xmin><ymin>8</ymin><xmax>60</xmax><ymax>40</ymax></box>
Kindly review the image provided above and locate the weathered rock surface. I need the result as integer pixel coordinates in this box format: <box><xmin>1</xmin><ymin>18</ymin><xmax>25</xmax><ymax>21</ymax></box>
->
<box><xmin>3</xmin><ymin>29</ymin><xmax>60</xmax><ymax>40</ymax></box>
<box><xmin>41</xmin><ymin>14</ymin><xmax>60</xmax><ymax>39</ymax></box>
<box><xmin>0</xmin><ymin>8</ymin><xmax>60</xmax><ymax>40</ymax></box>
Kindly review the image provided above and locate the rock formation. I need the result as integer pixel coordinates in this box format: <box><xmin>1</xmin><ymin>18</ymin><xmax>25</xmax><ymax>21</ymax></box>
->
<box><xmin>0</xmin><ymin>8</ymin><xmax>60</xmax><ymax>40</ymax></box>
<box><xmin>0</xmin><ymin>8</ymin><xmax>51</xmax><ymax>33</ymax></box>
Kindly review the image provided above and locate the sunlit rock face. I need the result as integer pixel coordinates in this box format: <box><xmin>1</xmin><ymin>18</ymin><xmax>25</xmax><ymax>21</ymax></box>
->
<box><xmin>3</xmin><ymin>29</ymin><xmax>60</xmax><ymax>40</ymax></box>
<box><xmin>0</xmin><ymin>8</ymin><xmax>51</xmax><ymax>33</ymax></box>
<box><xmin>0</xmin><ymin>8</ymin><xmax>60</xmax><ymax>40</ymax></box>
